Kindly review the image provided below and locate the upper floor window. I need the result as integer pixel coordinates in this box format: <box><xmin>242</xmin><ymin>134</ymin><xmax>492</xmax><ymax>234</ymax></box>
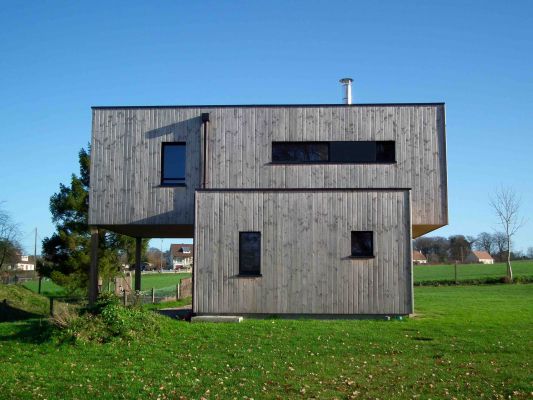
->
<box><xmin>161</xmin><ymin>142</ymin><xmax>186</xmax><ymax>185</ymax></box>
<box><xmin>271</xmin><ymin>141</ymin><xmax>395</xmax><ymax>164</ymax></box>
<box><xmin>272</xmin><ymin>142</ymin><xmax>329</xmax><ymax>163</ymax></box>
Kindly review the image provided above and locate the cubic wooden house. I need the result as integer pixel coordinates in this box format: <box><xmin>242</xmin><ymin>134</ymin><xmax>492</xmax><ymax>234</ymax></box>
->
<box><xmin>88</xmin><ymin>93</ymin><xmax>448</xmax><ymax>316</ymax></box>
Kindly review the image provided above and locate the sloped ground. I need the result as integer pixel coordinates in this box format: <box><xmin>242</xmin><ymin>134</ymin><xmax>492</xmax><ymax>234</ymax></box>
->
<box><xmin>0</xmin><ymin>284</ymin><xmax>49</xmax><ymax>321</ymax></box>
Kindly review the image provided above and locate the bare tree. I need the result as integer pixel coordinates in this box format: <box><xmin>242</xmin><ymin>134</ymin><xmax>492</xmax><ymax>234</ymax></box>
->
<box><xmin>492</xmin><ymin>232</ymin><xmax>508</xmax><ymax>262</ymax></box>
<box><xmin>0</xmin><ymin>205</ymin><xmax>21</xmax><ymax>271</ymax></box>
<box><xmin>527</xmin><ymin>247</ymin><xmax>533</xmax><ymax>260</ymax></box>
<box><xmin>474</xmin><ymin>232</ymin><xmax>495</xmax><ymax>255</ymax></box>
<box><xmin>490</xmin><ymin>187</ymin><xmax>526</xmax><ymax>282</ymax></box>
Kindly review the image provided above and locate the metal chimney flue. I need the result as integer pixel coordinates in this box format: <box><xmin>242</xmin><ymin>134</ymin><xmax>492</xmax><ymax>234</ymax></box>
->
<box><xmin>339</xmin><ymin>77</ymin><xmax>353</xmax><ymax>105</ymax></box>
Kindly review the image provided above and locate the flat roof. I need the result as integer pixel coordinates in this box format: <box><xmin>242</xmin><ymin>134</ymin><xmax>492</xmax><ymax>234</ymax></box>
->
<box><xmin>92</xmin><ymin>102</ymin><xmax>445</xmax><ymax>110</ymax></box>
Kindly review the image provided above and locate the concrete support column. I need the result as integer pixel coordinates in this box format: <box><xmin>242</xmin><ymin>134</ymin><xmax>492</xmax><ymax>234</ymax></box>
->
<box><xmin>89</xmin><ymin>227</ymin><xmax>99</xmax><ymax>306</ymax></box>
<box><xmin>134</xmin><ymin>237</ymin><xmax>142</xmax><ymax>292</ymax></box>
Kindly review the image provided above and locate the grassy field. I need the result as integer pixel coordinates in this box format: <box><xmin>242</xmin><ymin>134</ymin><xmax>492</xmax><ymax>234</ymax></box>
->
<box><xmin>21</xmin><ymin>278</ymin><xmax>66</xmax><ymax>297</ymax></box>
<box><xmin>0</xmin><ymin>283</ymin><xmax>532</xmax><ymax>399</ymax></box>
<box><xmin>414</xmin><ymin>259</ymin><xmax>533</xmax><ymax>284</ymax></box>
<box><xmin>21</xmin><ymin>272</ymin><xmax>192</xmax><ymax>297</ymax></box>
<box><xmin>140</xmin><ymin>272</ymin><xmax>191</xmax><ymax>290</ymax></box>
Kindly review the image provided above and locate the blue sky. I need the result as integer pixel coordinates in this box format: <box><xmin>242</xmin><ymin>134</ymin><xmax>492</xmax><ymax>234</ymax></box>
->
<box><xmin>0</xmin><ymin>1</ymin><xmax>532</xmax><ymax>254</ymax></box>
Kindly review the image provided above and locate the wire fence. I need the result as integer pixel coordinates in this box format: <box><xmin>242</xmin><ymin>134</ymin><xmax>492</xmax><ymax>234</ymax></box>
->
<box><xmin>118</xmin><ymin>277</ymin><xmax>192</xmax><ymax>306</ymax></box>
<box><xmin>1</xmin><ymin>271</ymin><xmax>38</xmax><ymax>285</ymax></box>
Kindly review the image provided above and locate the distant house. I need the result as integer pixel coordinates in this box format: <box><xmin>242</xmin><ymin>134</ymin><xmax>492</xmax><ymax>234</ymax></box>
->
<box><xmin>169</xmin><ymin>244</ymin><xmax>193</xmax><ymax>271</ymax></box>
<box><xmin>11</xmin><ymin>255</ymin><xmax>35</xmax><ymax>271</ymax></box>
<box><xmin>413</xmin><ymin>250</ymin><xmax>427</xmax><ymax>264</ymax></box>
<box><xmin>466</xmin><ymin>251</ymin><xmax>494</xmax><ymax>265</ymax></box>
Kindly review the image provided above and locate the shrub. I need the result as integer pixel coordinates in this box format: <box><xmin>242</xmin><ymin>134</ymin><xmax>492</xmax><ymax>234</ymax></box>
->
<box><xmin>54</xmin><ymin>293</ymin><xmax>161</xmax><ymax>344</ymax></box>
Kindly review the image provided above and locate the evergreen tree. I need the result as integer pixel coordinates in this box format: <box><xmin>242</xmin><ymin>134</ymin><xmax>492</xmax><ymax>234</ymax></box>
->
<box><xmin>41</xmin><ymin>147</ymin><xmax>148</xmax><ymax>292</ymax></box>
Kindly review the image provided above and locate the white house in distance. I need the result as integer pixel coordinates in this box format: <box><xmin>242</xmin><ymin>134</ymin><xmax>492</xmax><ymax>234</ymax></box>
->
<box><xmin>169</xmin><ymin>244</ymin><xmax>193</xmax><ymax>271</ymax></box>
<box><xmin>466</xmin><ymin>251</ymin><xmax>494</xmax><ymax>265</ymax></box>
<box><xmin>10</xmin><ymin>255</ymin><xmax>35</xmax><ymax>271</ymax></box>
<box><xmin>412</xmin><ymin>250</ymin><xmax>427</xmax><ymax>264</ymax></box>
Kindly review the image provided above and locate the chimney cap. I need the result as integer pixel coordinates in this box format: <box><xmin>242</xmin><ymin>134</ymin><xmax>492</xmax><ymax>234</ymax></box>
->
<box><xmin>339</xmin><ymin>77</ymin><xmax>353</xmax><ymax>84</ymax></box>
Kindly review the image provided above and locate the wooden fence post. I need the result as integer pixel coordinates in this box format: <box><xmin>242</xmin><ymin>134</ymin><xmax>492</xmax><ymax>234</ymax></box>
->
<box><xmin>176</xmin><ymin>283</ymin><xmax>181</xmax><ymax>300</ymax></box>
<box><xmin>151</xmin><ymin>288</ymin><xmax>155</xmax><ymax>304</ymax></box>
<box><xmin>454</xmin><ymin>260</ymin><xmax>458</xmax><ymax>284</ymax></box>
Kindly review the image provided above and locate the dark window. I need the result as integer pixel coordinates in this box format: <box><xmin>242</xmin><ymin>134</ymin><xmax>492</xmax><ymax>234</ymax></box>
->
<box><xmin>162</xmin><ymin>143</ymin><xmax>186</xmax><ymax>185</ymax></box>
<box><xmin>272</xmin><ymin>141</ymin><xmax>395</xmax><ymax>164</ymax></box>
<box><xmin>330</xmin><ymin>141</ymin><xmax>376</xmax><ymax>163</ymax></box>
<box><xmin>376</xmin><ymin>141</ymin><xmax>395</xmax><ymax>163</ymax></box>
<box><xmin>351</xmin><ymin>231</ymin><xmax>374</xmax><ymax>258</ymax></box>
<box><xmin>272</xmin><ymin>142</ymin><xmax>329</xmax><ymax>163</ymax></box>
<box><xmin>239</xmin><ymin>232</ymin><xmax>261</xmax><ymax>276</ymax></box>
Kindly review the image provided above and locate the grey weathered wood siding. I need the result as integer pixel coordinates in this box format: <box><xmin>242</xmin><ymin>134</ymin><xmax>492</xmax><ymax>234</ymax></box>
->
<box><xmin>204</xmin><ymin>105</ymin><xmax>446</xmax><ymax>227</ymax></box>
<box><xmin>89</xmin><ymin>108</ymin><xmax>204</xmax><ymax>226</ymax></box>
<box><xmin>194</xmin><ymin>189</ymin><xmax>413</xmax><ymax>315</ymax></box>
<box><xmin>89</xmin><ymin>105</ymin><xmax>446</xmax><ymax>230</ymax></box>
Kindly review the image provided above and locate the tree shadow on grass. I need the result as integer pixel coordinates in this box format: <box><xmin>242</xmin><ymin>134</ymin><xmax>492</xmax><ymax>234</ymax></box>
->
<box><xmin>0</xmin><ymin>301</ymin><xmax>53</xmax><ymax>344</ymax></box>
<box><xmin>0</xmin><ymin>300</ymin><xmax>44</xmax><ymax>322</ymax></box>
<box><xmin>0</xmin><ymin>318</ymin><xmax>54</xmax><ymax>344</ymax></box>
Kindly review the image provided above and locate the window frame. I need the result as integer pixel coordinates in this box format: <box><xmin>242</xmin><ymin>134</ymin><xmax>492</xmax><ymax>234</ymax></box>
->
<box><xmin>350</xmin><ymin>231</ymin><xmax>375</xmax><ymax>258</ymax></box>
<box><xmin>238</xmin><ymin>231</ymin><xmax>262</xmax><ymax>277</ymax></box>
<box><xmin>161</xmin><ymin>142</ymin><xmax>187</xmax><ymax>186</ymax></box>
<box><xmin>271</xmin><ymin>140</ymin><xmax>396</xmax><ymax>165</ymax></box>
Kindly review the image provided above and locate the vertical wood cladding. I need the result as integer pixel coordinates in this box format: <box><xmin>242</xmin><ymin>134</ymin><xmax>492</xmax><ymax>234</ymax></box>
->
<box><xmin>89</xmin><ymin>105</ymin><xmax>446</xmax><ymax>229</ymax></box>
<box><xmin>89</xmin><ymin>108</ymin><xmax>203</xmax><ymax>226</ymax></box>
<box><xmin>205</xmin><ymin>105</ymin><xmax>447</xmax><ymax>227</ymax></box>
<box><xmin>194</xmin><ymin>190</ymin><xmax>413</xmax><ymax>315</ymax></box>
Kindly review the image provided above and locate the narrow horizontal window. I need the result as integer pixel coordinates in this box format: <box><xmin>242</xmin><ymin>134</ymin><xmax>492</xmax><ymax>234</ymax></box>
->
<box><xmin>162</xmin><ymin>142</ymin><xmax>186</xmax><ymax>185</ymax></box>
<box><xmin>351</xmin><ymin>231</ymin><xmax>374</xmax><ymax>258</ymax></box>
<box><xmin>271</xmin><ymin>141</ymin><xmax>395</xmax><ymax>164</ymax></box>
<box><xmin>272</xmin><ymin>142</ymin><xmax>329</xmax><ymax>163</ymax></box>
<box><xmin>239</xmin><ymin>232</ymin><xmax>261</xmax><ymax>276</ymax></box>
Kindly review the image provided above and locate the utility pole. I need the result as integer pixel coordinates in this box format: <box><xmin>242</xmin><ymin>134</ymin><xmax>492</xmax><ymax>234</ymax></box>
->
<box><xmin>35</xmin><ymin>228</ymin><xmax>41</xmax><ymax>294</ymax></box>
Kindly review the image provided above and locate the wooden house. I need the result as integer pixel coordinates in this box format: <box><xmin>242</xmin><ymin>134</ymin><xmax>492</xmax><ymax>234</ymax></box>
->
<box><xmin>88</xmin><ymin>97</ymin><xmax>448</xmax><ymax>316</ymax></box>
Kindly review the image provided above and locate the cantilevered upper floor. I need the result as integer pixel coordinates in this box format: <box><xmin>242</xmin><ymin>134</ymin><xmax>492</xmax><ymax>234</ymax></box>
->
<box><xmin>88</xmin><ymin>103</ymin><xmax>447</xmax><ymax>238</ymax></box>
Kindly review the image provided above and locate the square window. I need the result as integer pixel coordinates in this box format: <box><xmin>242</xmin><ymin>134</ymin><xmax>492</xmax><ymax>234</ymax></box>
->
<box><xmin>162</xmin><ymin>142</ymin><xmax>186</xmax><ymax>185</ymax></box>
<box><xmin>351</xmin><ymin>231</ymin><xmax>374</xmax><ymax>257</ymax></box>
<box><xmin>239</xmin><ymin>232</ymin><xmax>261</xmax><ymax>276</ymax></box>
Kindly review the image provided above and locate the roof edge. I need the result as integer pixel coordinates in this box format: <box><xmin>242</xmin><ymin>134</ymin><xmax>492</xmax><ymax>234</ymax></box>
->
<box><xmin>92</xmin><ymin>102</ymin><xmax>445</xmax><ymax>110</ymax></box>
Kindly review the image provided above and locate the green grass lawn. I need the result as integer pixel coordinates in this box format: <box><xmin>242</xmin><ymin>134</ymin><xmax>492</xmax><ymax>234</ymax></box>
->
<box><xmin>21</xmin><ymin>272</ymin><xmax>192</xmax><ymax>298</ymax></box>
<box><xmin>22</xmin><ymin>278</ymin><xmax>67</xmax><ymax>297</ymax></box>
<box><xmin>139</xmin><ymin>272</ymin><xmax>191</xmax><ymax>290</ymax></box>
<box><xmin>414</xmin><ymin>259</ymin><xmax>533</xmax><ymax>284</ymax></box>
<box><xmin>0</xmin><ymin>283</ymin><xmax>532</xmax><ymax>399</ymax></box>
